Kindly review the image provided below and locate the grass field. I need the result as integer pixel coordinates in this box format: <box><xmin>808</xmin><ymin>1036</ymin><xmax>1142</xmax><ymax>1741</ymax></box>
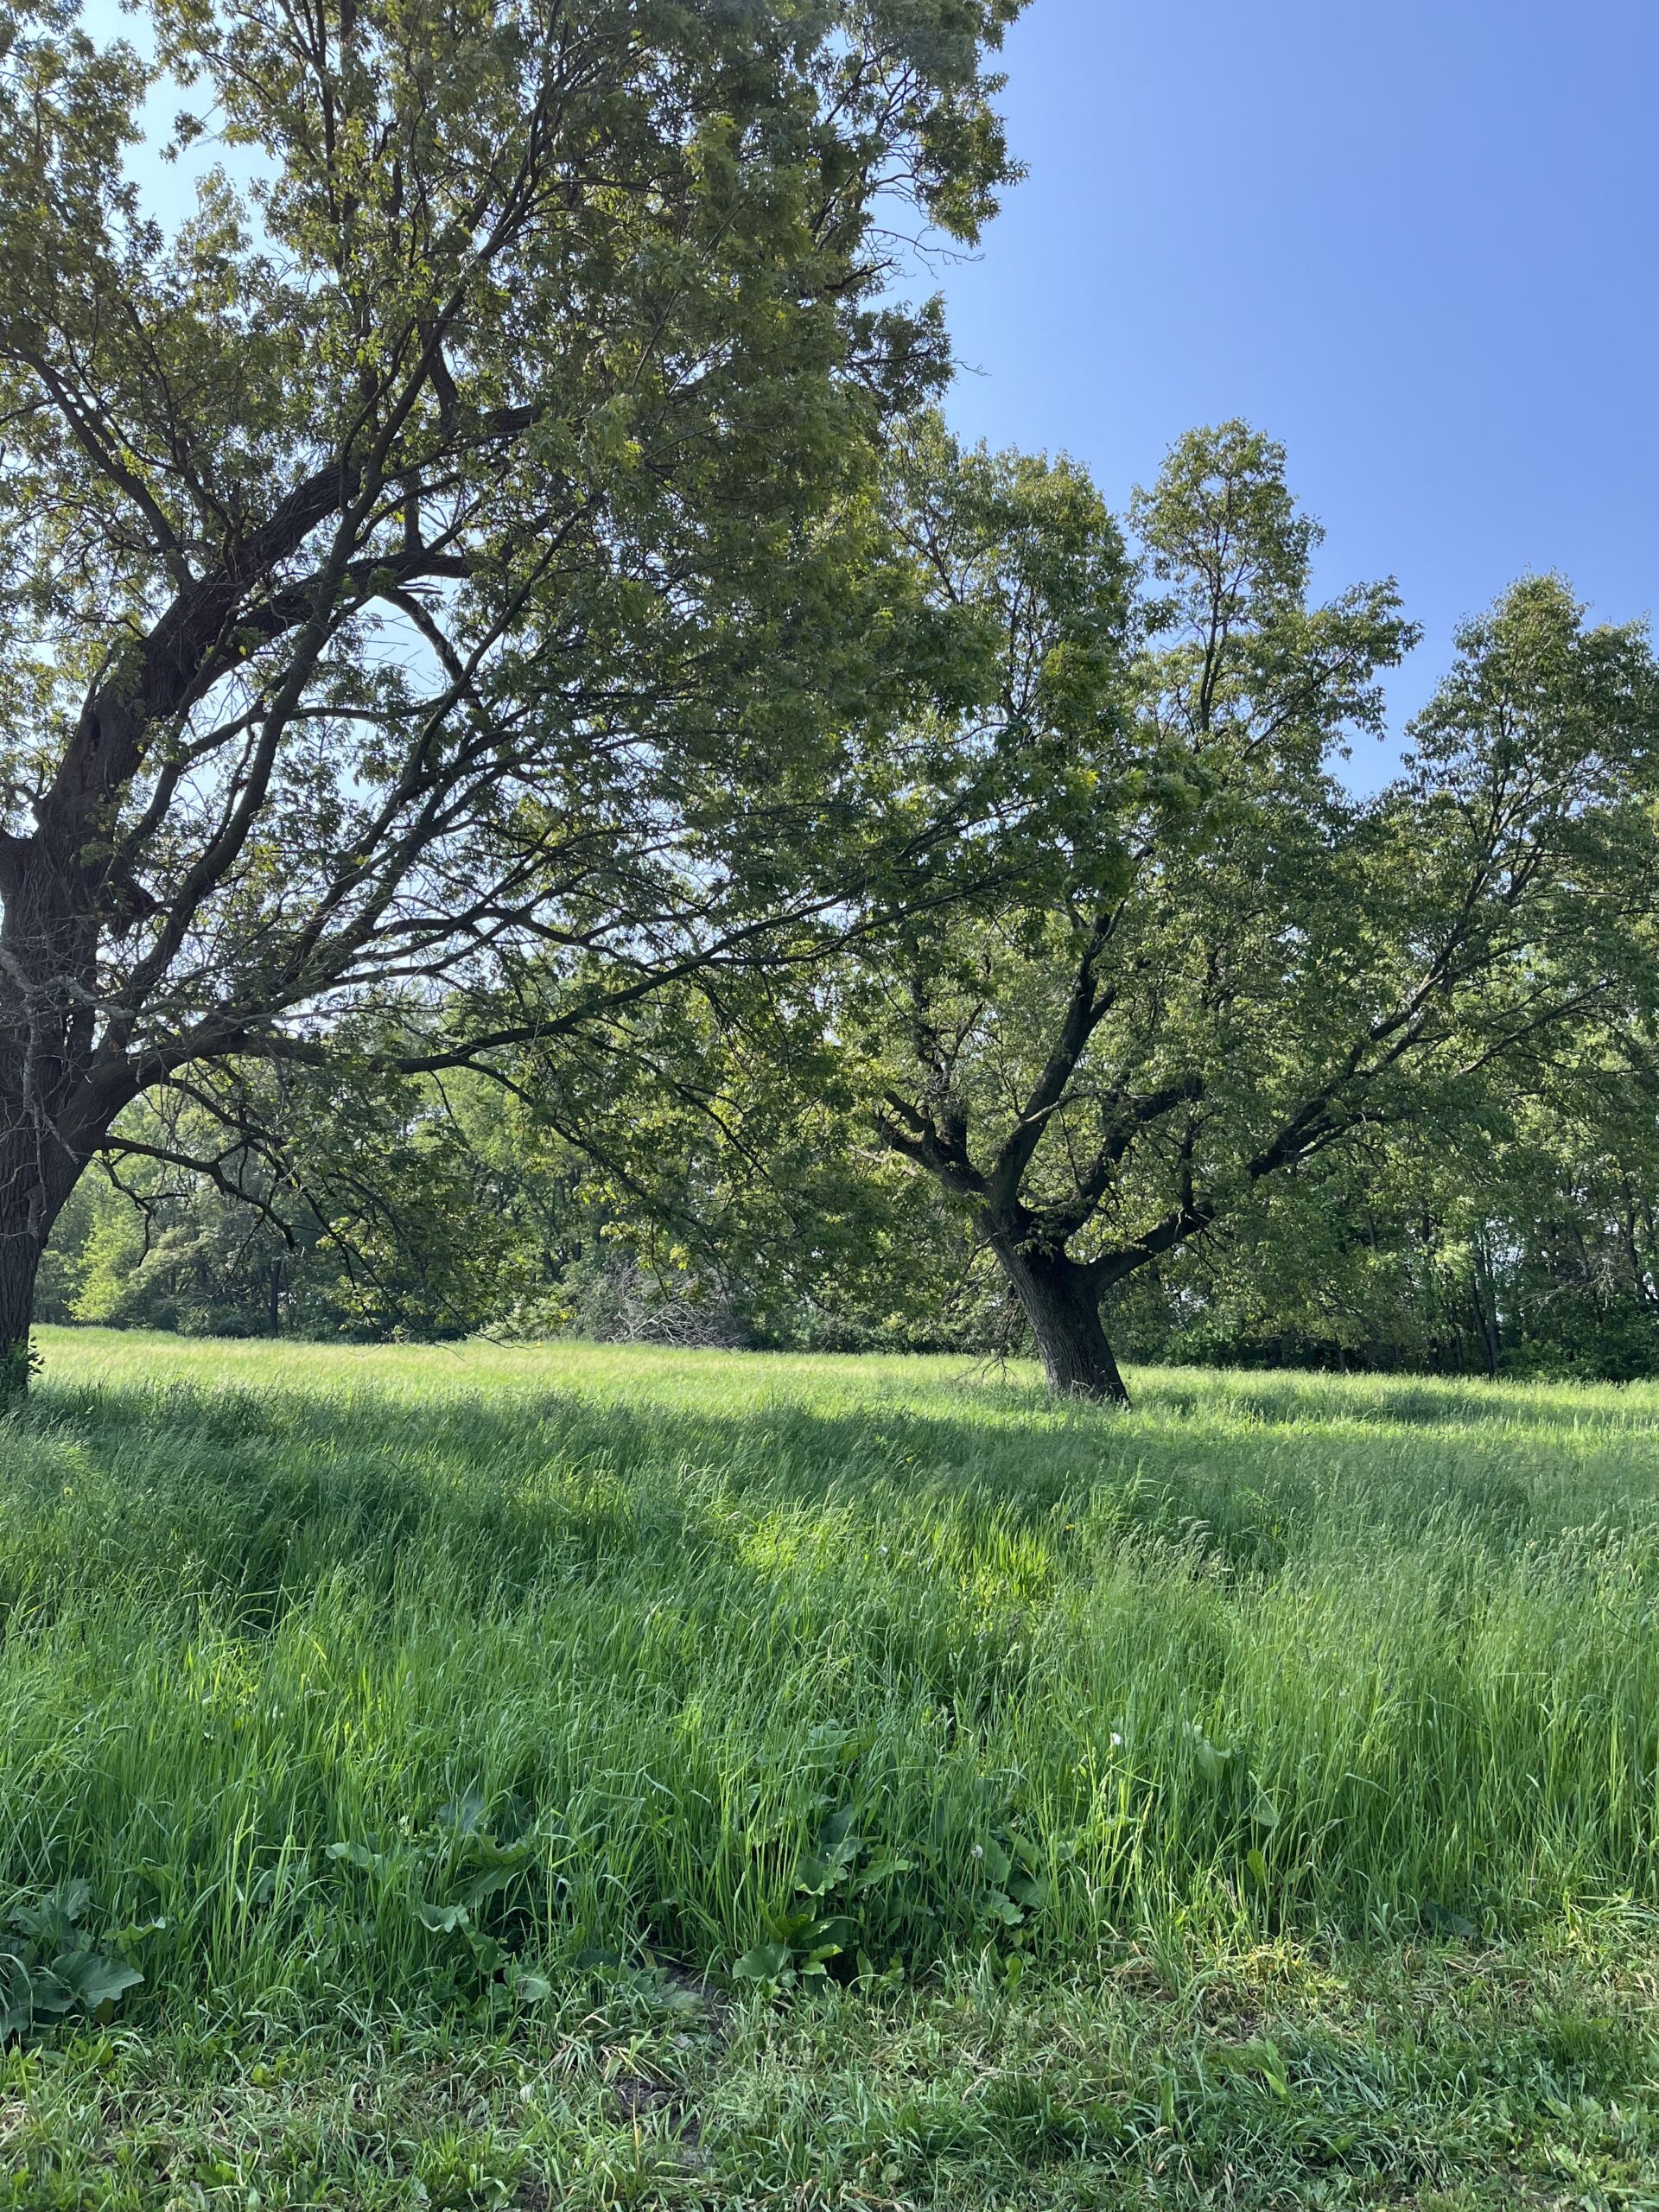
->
<box><xmin>3</xmin><ymin>1330</ymin><xmax>1659</xmax><ymax>2208</ymax></box>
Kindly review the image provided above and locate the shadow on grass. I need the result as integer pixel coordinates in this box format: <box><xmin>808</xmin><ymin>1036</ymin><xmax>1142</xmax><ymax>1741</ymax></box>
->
<box><xmin>1133</xmin><ymin>1367</ymin><xmax>1659</xmax><ymax>1435</ymax></box>
<box><xmin>8</xmin><ymin>1367</ymin><xmax>1659</xmax><ymax>1980</ymax></box>
<box><xmin>4</xmin><ymin>1363</ymin><xmax>1656</xmax><ymax>1637</ymax></box>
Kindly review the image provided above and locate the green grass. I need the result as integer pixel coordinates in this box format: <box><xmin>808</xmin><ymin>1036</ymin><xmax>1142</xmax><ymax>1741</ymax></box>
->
<box><xmin>3</xmin><ymin>1330</ymin><xmax>1659</xmax><ymax>2207</ymax></box>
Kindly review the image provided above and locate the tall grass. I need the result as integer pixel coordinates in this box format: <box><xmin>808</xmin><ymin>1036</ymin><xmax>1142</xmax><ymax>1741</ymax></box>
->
<box><xmin>3</xmin><ymin>1330</ymin><xmax>1658</xmax><ymax>2022</ymax></box>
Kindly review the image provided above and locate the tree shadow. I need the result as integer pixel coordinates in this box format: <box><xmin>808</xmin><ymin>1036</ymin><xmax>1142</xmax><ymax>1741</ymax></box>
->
<box><xmin>1132</xmin><ymin>1365</ymin><xmax>1659</xmax><ymax>1436</ymax></box>
<box><xmin>8</xmin><ymin>1360</ymin><xmax>1656</xmax><ymax>1640</ymax></box>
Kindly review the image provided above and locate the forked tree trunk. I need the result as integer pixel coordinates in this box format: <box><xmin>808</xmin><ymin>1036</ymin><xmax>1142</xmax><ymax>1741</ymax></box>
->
<box><xmin>991</xmin><ymin>1236</ymin><xmax>1131</xmax><ymax>1405</ymax></box>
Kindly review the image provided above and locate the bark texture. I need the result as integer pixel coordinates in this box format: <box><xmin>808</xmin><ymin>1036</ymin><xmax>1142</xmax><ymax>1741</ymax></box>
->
<box><xmin>0</xmin><ymin>1127</ymin><xmax>82</xmax><ymax>1407</ymax></box>
<box><xmin>993</xmin><ymin>1236</ymin><xmax>1130</xmax><ymax>1405</ymax></box>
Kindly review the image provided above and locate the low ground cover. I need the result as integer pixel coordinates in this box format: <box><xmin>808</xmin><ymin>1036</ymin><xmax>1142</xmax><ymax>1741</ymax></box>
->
<box><xmin>2</xmin><ymin>1333</ymin><xmax>1657</xmax><ymax>2207</ymax></box>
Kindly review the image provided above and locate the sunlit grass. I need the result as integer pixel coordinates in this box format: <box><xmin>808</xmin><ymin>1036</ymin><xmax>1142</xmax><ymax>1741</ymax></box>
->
<box><xmin>4</xmin><ymin>1329</ymin><xmax>1659</xmax><ymax>2206</ymax></box>
<box><xmin>9</xmin><ymin>1330</ymin><xmax>1659</xmax><ymax>1984</ymax></box>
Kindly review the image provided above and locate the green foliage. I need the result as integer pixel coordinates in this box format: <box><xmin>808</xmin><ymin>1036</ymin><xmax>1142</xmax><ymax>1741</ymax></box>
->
<box><xmin>22</xmin><ymin>408</ymin><xmax>1659</xmax><ymax>1390</ymax></box>
<box><xmin>0</xmin><ymin>1332</ymin><xmax>39</xmax><ymax>1409</ymax></box>
<box><xmin>39</xmin><ymin>986</ymin><xmax>1659</xmax><ymax>1377</ymax></box>
<box><xmin>0</xmin><ymin>1941</ymin><xmax>1655</xmax><ymax>2207</ymax></box>
<box><xmin>761</xmin><ymin>420</ymin><xmax>1659</xmax><ymax>1395</ymax></box>
<box><xmin>733</xmin><ymin>1798</ymin><xmax>1052</xmax><ymax>1990</ymax></box>
<box><xmin>324</xmin><ymin>1789</ymin><xmax>554</xmax><ymax>2004</ymax></box>
<box><xmin>7</xmin><ymin>1332</ymin><xmax>1659</xmax><ymax>1993</ymax></box>
<box><xmin>0</xmin><ymin>1880</ymin><xmax>149</xmax><ymax>2045</ymax></box>
<box><xmin>0</xmin><ymin>1334</ymin><xmax>1657</xmax><ymax>2199</ymax></box>
<box><xmin>40</xmin><ymin>1066</ymin><xmax>580</xmax><ymax>1341</ymax></box>
<box><xmin>0</xmin><ymin>0</ymin><xmax>1030</xmax><ymax>1398</ymax></box>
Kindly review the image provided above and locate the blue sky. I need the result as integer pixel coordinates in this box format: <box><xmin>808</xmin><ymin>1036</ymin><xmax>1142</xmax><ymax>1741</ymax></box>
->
<box><xmin>936</xmin><ymin>0</ymin><xmax>1658</xmax><ymax>780</ymax></box>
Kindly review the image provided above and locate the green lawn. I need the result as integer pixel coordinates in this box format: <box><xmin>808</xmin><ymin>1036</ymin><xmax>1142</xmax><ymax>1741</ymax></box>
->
<box><xmin>3</xmin><ymin>1330</ymin><xmax>1658</xmax><ymax>2208</ymax></box>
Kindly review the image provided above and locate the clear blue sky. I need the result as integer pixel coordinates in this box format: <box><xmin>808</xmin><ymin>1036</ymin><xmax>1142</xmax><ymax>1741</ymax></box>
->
<box><xmin>935</xmin><ymin>0</ymin><xmax>1659</xmax><ymax>779</ymax></box>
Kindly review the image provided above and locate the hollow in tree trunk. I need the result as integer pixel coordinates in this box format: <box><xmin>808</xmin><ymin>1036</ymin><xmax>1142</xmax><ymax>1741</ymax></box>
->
<box><xmin>992</xmin><ymin>1236</ymin><xmax>1130</xmax><ymax>1405</ymax></box>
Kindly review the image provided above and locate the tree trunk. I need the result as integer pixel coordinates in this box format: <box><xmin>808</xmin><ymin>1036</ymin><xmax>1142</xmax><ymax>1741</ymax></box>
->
<box><xmin>0</xmin><ymin>1205</ymin><xmax>48</xmax><ymax>1411</ymax></box>
<box><xmin>1471</xmin><ymin>1238</ymin><xmax>1502</xmax><ymax>1379</ymax></box>
<box><xmin>0</xmin><ymin>1128</ymin><xmax>88</xmax><ymax>1409</ymax></box>
<box><xmin>991</xmin><ymin>1236</ymin><xmax>1131</xmax><ymax>1405</ymax></box>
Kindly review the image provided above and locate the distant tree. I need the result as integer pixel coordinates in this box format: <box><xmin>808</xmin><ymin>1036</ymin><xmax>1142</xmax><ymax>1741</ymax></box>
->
<box><xmin>0</xmin><ymin>0</ymin><xmax>1024</xmax><ymax>1395</ymax></box>
<box><xmin>41</xmin><ymin>1058</ymin><xmax>559</xmax><ymax>1338</ymax></box>
<box><xmin>836</xmin><ymin>423</ymin><xmax>1659</xmax><ymax>1400</ymax></box>
<box><xmin>1239</xmin><ymin>1022</ymin><xmax>1659</xmax><ymax>1381</ymax></box>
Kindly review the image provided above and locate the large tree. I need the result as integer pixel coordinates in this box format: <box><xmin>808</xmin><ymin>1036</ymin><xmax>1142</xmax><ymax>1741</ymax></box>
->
<box><xmin>842</xmin><ymin>423</ymin><xmax>1659</xmax><ymax>1400</ymax></box>
<box><xmin>0</xmin><ymin>0</ymin><xmax>1025</xmax><ymax>1394</ymax></box>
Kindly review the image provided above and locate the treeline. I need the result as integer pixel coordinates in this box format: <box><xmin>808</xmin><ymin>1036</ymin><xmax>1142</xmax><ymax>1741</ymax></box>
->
<box><xmin>41</xmin><ymin>1017</ymin><xmax>1659</xmax><ymax>1382</ymax></box>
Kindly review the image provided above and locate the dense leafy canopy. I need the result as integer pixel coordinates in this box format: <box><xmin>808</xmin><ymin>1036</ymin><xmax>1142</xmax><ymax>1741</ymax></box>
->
<box><xmin>50</xmin><ymin>409</ymin><xmax>1659</xmax><ymax>1393</ymax></box>
<box><xmin>0</xmin><ymin>0</ymin><xmax>1025</xmax><ymax>1385</ymax></box>
<box><xmin>833</xmin><ymin>426</ymin><xmax>1659</xmax><ymax>1395</ymax></box>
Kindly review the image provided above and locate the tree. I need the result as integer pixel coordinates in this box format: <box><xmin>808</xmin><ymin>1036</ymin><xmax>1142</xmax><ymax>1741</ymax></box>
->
<box><xmin>490</xmin><ymin>961</ymin><xmax>996</xmax><ymax>1350</ymax></box>
<box><xmin>50</xmin><ymin>1058</ymin><xmax>544</xmax><ymax>1338</ymax></box>
<box><xmin>1249</xmin><ymin>1014</ymin><xmax>1659</xmax><ymax>1381</ymax></box>
<box><xmin>838</xmin><ymin>423</ymin><xmax>1659</xmax><ymax>1400</ymax></box>
<box><xmin>0</xmin><ymin>0</ymin><xmax>1025</xmax><ymax>1395</ymax></box>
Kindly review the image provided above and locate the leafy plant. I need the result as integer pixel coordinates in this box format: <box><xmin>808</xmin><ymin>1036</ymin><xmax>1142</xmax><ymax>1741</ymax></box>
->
<box><xmin>910</xmin><ymin>1779</ymin><xmax>1060</xmax><ymax>1956</ymax></box>
<box><xmin>735</xmin><ymin>1799</ymin><xmax>1056</xmax><ymax>1992</ymax></box>
<box><xmin>735</xmin><ymin>1807</ymin><xmax>915</xmax><ymax>1989</ymax></box>
<box><xmin>0</xmin><ymin>1880</ymin><xmax>151</xmax><ymax>2044</ymax></box>
<box><xmin>1182</xmin><ymin>1721</ymin><xmax>1281</xmax><ymax>1885</ymax></box>
<box><xmin>969</xmin><ymin>1827</ymin><xmax>1052</xmax><ymax>1932</ymax></box>
<box><xmin>326</xmin><ymin>1790</ymin><xmax>552</xmax><ymax>2001</ymax></box>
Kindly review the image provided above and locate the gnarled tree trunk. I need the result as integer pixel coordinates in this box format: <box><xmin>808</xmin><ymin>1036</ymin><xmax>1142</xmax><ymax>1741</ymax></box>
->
<box><xmin>991</xmin><ymin>1236</ymin><xmax>1130</xmax><ymax>1405</ymax></box>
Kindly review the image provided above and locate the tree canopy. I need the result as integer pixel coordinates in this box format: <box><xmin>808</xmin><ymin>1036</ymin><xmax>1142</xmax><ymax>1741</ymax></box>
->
<box><xmin>839</xmin><ymin>424</ymin><xmax>1659</xmax><ymax>1397</ymax></box>
<box><xmin>555</xmin><ymin>421</ymin><xmax>1656</xmax><ymax>1401</ymax></box>
<box><xmin>0</xmin><ymin>0</ymin><xmax>1025</xmax><ymax>1391</ymax></box>
<box><xmin>10</xmin><ymin>1</ymin><xmax>1658</xmax><ymax>1404</ymax></box>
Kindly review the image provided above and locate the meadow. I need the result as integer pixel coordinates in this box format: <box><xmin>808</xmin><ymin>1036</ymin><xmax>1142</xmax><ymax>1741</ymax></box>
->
<box><xmin>3</xmin><ymin>1330</ymin><xmax>1658</xmax><ymax>2209</ymax></box>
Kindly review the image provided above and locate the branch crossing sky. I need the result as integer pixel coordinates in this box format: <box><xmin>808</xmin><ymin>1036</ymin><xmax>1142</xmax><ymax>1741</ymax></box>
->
<box><xmin>95</xmin><ymin>0</ymin><xmax>1657</xmax><ymax>785</ymax></box>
